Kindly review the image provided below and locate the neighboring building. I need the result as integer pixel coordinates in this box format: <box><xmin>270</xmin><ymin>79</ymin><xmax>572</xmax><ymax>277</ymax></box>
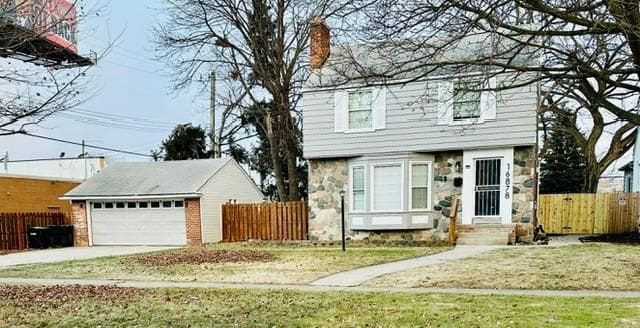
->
<box><xmin>2</xmin><ymin>156</ymin><xmax>106</xmax><ymax>180</ymax></box>
<box><xmin>620</xmin><ymin>162</ymin><xmax>633</xmax><ymax>192</ymax></box>
<box><xmin>0</xmin><ymin>175</ymin><xmax>80</xmax><ymax>212</ymax></box>
<box><xmin>597</xmin><ymin>175</ymin><xmax>624</xmax><ymax>193</ymax></box>
<box><xmin>63</xmin><ymin>158</ymin><xmax>263</xmax><ymax>247</ymax></box>
<box><xmin>303</xmin><ymin>18</ymin><xmax>538</xmax><ymax>243</ymax></box>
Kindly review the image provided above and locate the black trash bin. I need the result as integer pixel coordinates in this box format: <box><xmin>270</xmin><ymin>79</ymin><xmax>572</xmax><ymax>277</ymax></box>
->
<box><xmin>47</xmin><ymin>225</ymin><xmax>62</xmax><ymax>247</ymax></box>
<box><xmin>27</xmin><ymin>227</ymin><xmax>51</xmax><ymax>249</ymax></box>
<box><xmin>59</xmin><ymin>225</ymin><xmax>74</xmax><ymax>247</ymax></box>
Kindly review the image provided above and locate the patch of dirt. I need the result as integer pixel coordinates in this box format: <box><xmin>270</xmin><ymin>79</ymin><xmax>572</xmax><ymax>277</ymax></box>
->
<box><xmin>579</xmin><ymin>234</ymin><xmax>640</xmax><ymax>244</ymax></box>
<box><xmin>134</xmin><ymin>249</ymin><xmax>275</xmax><ymax>266</ymax></box>
<box><xmin>0</xmin><ymin>285</ymin><xmax>142</xmax><ymax>306</ymax></box>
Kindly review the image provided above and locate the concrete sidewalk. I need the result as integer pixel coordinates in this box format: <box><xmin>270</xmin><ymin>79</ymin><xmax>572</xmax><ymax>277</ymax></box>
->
<box><xmin>310</xmin><ymin>245</ymin><xmax>503</xmax><ymax>287</ymax></box>
<box><xmin>1</xmin><ymin>277</ymin><xmax>639</xmax><ymax>299</ymax></box>
<box><xmin>0</xmin><ymin>246</ymin><xmax>176</xmax><ymax>268</ymax></box>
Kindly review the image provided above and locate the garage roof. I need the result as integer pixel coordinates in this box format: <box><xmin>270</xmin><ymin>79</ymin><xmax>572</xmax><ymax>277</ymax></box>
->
<box><xmin>63</xmin><ymin>158</ymin><xmax>232</xmax><ymax>199</ymax></box>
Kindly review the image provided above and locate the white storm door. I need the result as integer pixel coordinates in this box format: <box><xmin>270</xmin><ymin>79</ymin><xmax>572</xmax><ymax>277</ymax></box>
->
<box><xmin>462</xmin><ymin>148</ymin><xmax>514</xmax><ymax>225</ymax></box>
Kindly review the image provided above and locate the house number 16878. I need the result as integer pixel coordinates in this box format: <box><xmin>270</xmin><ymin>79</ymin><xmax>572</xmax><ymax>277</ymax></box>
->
<box><xmin>505</xmin><ymin>163</ymin><xmax>511</xmax><ymax>200</ymax></box>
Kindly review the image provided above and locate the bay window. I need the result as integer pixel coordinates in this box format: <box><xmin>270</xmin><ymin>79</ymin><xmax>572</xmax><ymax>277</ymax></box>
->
<box><xmin>411</xmin><ymin>162</ymin><xmax>432</xmax><ymax>210</ymax></box>
<box><xmin>351</xmin><ymin>166</ymin><xmax>366</xmax><ymax>211</ymax></box>
<box><xmin>372</xmin><ymin>164</ymin><xmax>403</xmax><ymax>211</ymax></box>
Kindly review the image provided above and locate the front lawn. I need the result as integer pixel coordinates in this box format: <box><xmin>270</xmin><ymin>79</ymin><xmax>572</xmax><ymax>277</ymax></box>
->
<box><xmin>1</xmin><ymin>285</ymin><xmax>639</xmax><ymax>327</ymax></box>
<box><xmin>369</xmin><ymin>243</ymin><xmax>640</xmax><ymax>290</ymax></box>
<box><xmin>0</xmin><ymin>244</ymin><xmax>448</xmax><ymax>284</ymax></box>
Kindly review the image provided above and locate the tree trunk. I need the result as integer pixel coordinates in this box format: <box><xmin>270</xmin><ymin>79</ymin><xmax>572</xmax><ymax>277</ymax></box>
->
<box><xmin>265</xmin><ymin>112</ymin><xmax>288</xmax><ymax>201</ymax></box>
<box><xmin>284</xmin><ymin>114</ymin><xmax>300</xmax><ymax>201</ymax></box>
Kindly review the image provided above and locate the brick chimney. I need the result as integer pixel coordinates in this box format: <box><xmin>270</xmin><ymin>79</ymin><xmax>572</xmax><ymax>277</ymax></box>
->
<box><xmin>309</xmin><ymin>16</ymin><xmax>330</xmax><ymax>71</ymax></box>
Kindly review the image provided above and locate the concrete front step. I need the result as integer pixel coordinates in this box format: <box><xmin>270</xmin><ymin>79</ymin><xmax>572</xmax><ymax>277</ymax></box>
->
<box><xmin>457</xmin><ymin>232</ymin><xmax>510</xmax><ymax>246</ymax></box>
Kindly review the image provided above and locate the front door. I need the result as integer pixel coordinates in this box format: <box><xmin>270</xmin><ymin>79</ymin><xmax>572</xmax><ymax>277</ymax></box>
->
<box><xmin>462</xmin><ymin>148</ymin><xmax>514</xmax><ymax>225</ymax></box>
<box><xmin>474</xmin><ymin>158</ymin><xmax>502</xmax><ymax>217</ymax></box>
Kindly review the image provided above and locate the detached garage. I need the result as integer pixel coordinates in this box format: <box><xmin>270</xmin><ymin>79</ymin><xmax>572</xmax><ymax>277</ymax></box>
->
<box><xmin>63</xmin><ymin>158</ymin><xmax>263</xmax><ymax>246</ymax></box>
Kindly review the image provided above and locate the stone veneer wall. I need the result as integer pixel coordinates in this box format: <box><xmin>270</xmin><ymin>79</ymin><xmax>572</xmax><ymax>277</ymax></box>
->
<box><xmin>308</xmin><ymin>159</ymin><xmax>348</xmax><ymax>240</ymax></box>
<box><xmin>432</xmin><ymin>152</ymin><xmax>464</xmax><ymax>227</ymax></box>
<box><xmin>512</xmin><ymin>146</ymin><xmax>536</xmax><ymax>224</ymax></box>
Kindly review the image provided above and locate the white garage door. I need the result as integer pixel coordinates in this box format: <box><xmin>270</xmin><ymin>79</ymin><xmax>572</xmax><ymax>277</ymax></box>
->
<box><xmin>90</xmin><ymin>200</ymin><xmax>187</xmax><ymax>246</ymax></box>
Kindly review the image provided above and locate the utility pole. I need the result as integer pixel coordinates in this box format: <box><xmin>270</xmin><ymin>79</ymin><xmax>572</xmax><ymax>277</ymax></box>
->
<box><xmin>209</xmin><ymin>72</ymin><xmax>219</xmax><ymax>158</ymax></box>
<box><xmin>82</xmin><ymin>139</ymin><xmax>87</xmax><ymax>180</ymax></box>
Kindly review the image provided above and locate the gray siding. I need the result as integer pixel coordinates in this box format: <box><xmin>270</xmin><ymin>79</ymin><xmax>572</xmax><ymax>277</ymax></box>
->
<box><xmin>199</xmin><ymin>161</ymin><xmax>264</xmax><ymax>243</ymax></box>
<box><xmin>303</xmin><ymin>77</ymin><xmax>538</xmax><ymax>159</ymax></box>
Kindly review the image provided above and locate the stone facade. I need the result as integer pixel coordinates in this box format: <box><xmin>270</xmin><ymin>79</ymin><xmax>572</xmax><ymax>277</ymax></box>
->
<box><xmin>308</xmin><ymin>159</ymin><xmax>348</xmax><ymax>240</ymax></box>
<box><xmin>185</xmin><ymin>198</ymin><xmax>203</xmax><ymax>247</ymax></box>
<box><xmin>71</xmin><ymin>200</ymin><xmax>89</xmax><ymax>247</ymax></box>
<box><xmin>432</xmin><ymin>151</ymin><xmax>464</xmax><ymax>228</ymax></box>
<box><xmin>512</xmin><ymin>146</ymin><xmax>536</xmax><ymax>224</ymax></box>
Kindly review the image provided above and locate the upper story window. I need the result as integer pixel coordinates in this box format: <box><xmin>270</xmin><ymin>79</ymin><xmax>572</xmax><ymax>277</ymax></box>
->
<box><xmin>334</xmin><ymin>88</ymin><xmax>386</xmax><ymax>133</ymax></box>
<box><xmin>453</xmin><ymin>80</ymin><xmax>481</xmax><ymax>121</ymax></box>
<box><xmin>348</xmin><ymin>90</ymin><xmax>373</xmax><ymax>129</ymax></box>
<box><xmin>437</xmin><ymin>77</ymin><xmax>496</xmax><ymax>125</ymax></box>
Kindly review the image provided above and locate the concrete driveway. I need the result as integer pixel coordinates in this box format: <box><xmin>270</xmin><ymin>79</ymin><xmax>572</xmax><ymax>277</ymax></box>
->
<box><xmin>0</xmin><ymin>246</ymin><xmax>177</xmax><ymax>268</ymax></box>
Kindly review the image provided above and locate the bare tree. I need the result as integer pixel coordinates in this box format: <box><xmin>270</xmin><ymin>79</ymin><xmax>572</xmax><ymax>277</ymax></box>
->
<box><xmin>541</xmin><ymin>83</ymin><xmax>635</xmax><ymax>192</ymax></box>
<box><xmin>154</xmin><ymin>0</ymin><xmax>343</xmax><ymax>201</ymax></box>
<box><xmin>0</xmin><ymin>0</ymin><xmax>99</xmax><ymax>135</ymax></box>
<box><xmin>334</xmin><ymin>1</ymin><xmax>640</xmax><ymax>126</ymax></box>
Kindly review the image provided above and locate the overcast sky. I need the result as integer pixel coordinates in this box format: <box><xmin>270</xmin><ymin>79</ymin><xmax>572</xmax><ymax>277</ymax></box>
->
<box><xmin>1</xmin><ymin>0</ymin><xmax>210</xmax><ymax>163</ymax></box>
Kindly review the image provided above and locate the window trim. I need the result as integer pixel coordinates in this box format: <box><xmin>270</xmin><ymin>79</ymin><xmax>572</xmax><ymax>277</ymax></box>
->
<box><xmin>370</xmin><ymin>162</ymin><xmax>405</xmax><ymax>213</ymax></box>
<box><xmin>349</xmin><ymin>164</ymin><xmax>367</xmax><ymax>213</ymax></box>
<box><xmin>409</xmin><ymin>161</ymin><xmax>433</xmax><ymax>211</ymax></box>
<box><xmin>346</xmin><ymin>89</ymin><xmax>374</xmax><ymax>131</ymax></box>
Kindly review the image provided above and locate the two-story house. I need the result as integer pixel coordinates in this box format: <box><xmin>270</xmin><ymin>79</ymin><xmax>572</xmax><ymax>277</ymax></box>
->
<box><xmin>303</xmin><ymin>18</ymin><xmax>538</xmax><ymax>244</ymax></box>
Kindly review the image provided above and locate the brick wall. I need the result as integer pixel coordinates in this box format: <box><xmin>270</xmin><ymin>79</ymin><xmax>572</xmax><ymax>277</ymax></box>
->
<box><xmin>185</xmin><ymin>198</ymin><xmax>203</xmax><ymax>246</ymax></box>
<box><xmin>0</xmin><ymin>176</ymin><xmax>79</xmax><ymax>212</ymax></box>
<box><xmin>71</xmin><ymin>200</ymin><xmax>89</xmax><ymax>246</ymax></box>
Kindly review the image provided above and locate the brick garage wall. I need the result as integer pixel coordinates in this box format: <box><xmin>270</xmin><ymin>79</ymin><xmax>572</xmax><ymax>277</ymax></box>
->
<box><xmin>185</xmin><ymin>198</ymin><xmax>203</xmax><ymax>246</ymax></box>
<box><xmin>71</xmin><ymin>200</ymin><xmax>89</xmax><ymax>246</ymax></box>
<box><xmin>0</xmin><ymin>176</ymin><xmax>79</xmax><ymax>212</ymax></box>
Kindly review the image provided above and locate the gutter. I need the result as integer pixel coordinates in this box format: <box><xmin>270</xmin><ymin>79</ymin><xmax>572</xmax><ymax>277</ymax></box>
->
<box><xmin>60</xmin><ymin>193</ymin><xmax>202</xmax><ymax>201</ymax></box>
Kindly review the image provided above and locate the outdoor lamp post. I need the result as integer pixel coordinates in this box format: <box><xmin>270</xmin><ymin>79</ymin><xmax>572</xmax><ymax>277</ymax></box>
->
<box><xmin>339</xmin><ymin>189</ymin><xmax>346</xmax><ymax>251</ymax></box>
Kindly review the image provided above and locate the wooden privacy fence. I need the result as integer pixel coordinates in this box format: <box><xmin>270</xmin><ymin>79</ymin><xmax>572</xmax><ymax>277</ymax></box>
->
<box><xmin>0</xmin><ymin>212</ymin><xmax>72</xmax><ymax>251</ymax></box>
<box><xmin>538</xmin><ymin>193</ymin><xmax>639</xmax><ymax>234</ymax></box>
<box><xmin>222</xmin><ymin>201</ymin><xmax>308</xmax><ymax>242</ymax></box>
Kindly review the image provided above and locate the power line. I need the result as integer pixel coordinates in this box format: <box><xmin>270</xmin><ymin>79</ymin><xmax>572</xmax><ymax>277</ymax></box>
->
<box><xmin>1</xmin><ymin>129</ymin><xmax>153</xmax><ymax>158</ymax></box>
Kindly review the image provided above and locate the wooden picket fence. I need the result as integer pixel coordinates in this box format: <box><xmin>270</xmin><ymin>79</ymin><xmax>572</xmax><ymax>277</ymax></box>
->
<box><xmin>222</xmin><ymin>201</ymin><xmax>308</xmax><ymax>242</ymax></box>
<box><xmin>0</xmin><ymin>212</ymin><xmax>72</xmax><ymax>251</ymax></box>
<box><xmin>538</xmin><ymin>193</ymin><xmax>639</xmax><ymax>234</ymax></box>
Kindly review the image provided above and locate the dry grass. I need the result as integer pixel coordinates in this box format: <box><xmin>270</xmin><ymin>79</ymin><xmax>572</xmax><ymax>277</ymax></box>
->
<box><xmin>0</xmin><ymin>244</ymin><xmax>448</xmax><ymax>285</ymax></box>
<box><xmin>369</xmin><ymin>243</ymin><xmax>640</xmax><ymax>291</ymax></box>
<box><xmin>2</xmin><ymin>286</ymin><xmax>640</xmax><ymax>327</ymax></box>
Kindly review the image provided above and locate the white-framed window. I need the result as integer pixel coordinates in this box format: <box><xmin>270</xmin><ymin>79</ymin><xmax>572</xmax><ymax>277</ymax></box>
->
<box><xmin>348</xmin><ymin>90</ymin><xmax>373</xmax><ymax>129</ymax></box>
<box><xmin>453</xmin><ymin>80</ymin><xmax>481</xmax><ymax>121</ymax></box>
<box><xmin>410</xmin><ymin>161</ymin><xmax>432</xmax><ymax>210</ymax></box>
<box><xmin>138</xmin><ymin>202</ymin><xmax>149</xmax><ymax>208</ymax></box>
<box><xmin>371</xmin><ymin>163</ymin><xmax>404</xmax><ymax>212</ymax></box>
<box><xmin>174</xmin><ymin>200</ymin><xmax>185</xmax><ymax>208</ymax></box>
<box><xmin>335</xmin><ymin>88</ymin><xmax>386</xmax><ymax>133</ymax></box>
<box><xmin>104</xmin><ymin>202</ymin><xmax>114</xmax><ymax>209</ymax></box>
<box><xmin>437</xmin><ymin>76</ymin><xmax>497</xmax><ymax>125</ymax></box>
<box><xmin>350</xmin><ymin>165</ymin><xmax>366</xmax><ymax>212</ymax></box>
<box><xmin>92</xmin><ymin>202</ymin><xmax>102</xmax><ymax>209</ymax></box>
